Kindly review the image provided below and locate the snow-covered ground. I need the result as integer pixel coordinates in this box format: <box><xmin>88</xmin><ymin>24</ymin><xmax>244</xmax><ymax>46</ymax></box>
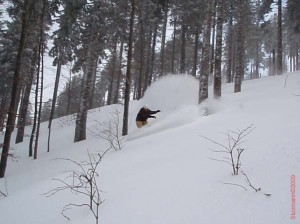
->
<box><xmin>0</xmin><ymin>72</ymin><xmax>299</xmax><ymax>224</ymax></box>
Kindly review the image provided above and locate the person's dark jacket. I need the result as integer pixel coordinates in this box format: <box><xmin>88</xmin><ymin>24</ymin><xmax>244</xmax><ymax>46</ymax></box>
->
<box><xmin>136</xmin><ymin>108</ymin><xmax>160</xmax><ymax>121</ymax></box>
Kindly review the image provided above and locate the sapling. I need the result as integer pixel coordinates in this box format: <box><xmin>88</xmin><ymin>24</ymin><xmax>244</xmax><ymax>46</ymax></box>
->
<box><xmin>88</xmin><ymin>106</ymin><xmax>124</xmax><ymax>151</ymax></box>
<box><xmin>44</xmin><ymin>148</ymin><xmax>110</xmax><ymax>224</ymax></box>
<box><xmin>202</xmin><ymin>124</ymin><xmax>255</xmax><ymax>175</ymax></box>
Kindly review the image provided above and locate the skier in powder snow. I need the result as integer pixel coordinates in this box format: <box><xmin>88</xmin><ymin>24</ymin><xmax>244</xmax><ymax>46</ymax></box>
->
<box><xmin>136</xmin><ymin>105</ymin><xmax>160</xmax><ymax>128</ymax></box>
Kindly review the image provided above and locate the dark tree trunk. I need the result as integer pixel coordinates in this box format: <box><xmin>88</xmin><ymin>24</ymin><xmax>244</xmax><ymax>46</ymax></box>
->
<box><xmin>137</xmin><ymin>11</ymin><xmax>145</xmax><ymax>100</ymax></box>
<box><xmin>272</xmin><ymin>48</ymin><xmax>276</xmax><ymax>76</ymax></box>
<box><xmin>226</xmin><ymin>15</ymin><xmax>233</xmax><ymax>83</ymax></box>
<box><xmin>192</xmin><ymin>26</ymin><xmax>200</xmax><ymax>77</ymax></box>
<box><xmin>144</xmin><ymin>29</ymin><xmax>152</xmax><ymax>92</ymax></box>
<box><xmin>277</xmin><ymin>0</ymin><xmax>283</xmax><ymax>75</ymax></box>
<box><xmin>148</xmin><ymin>21</ymin><xmax>158</xmax><ymax>86</ymax></box>
<box><xmin>47</xmin><ymin>47</ymin><xmax>62</xmax><ymax>152</ymax></box>
<box><xmin>0</xmin><ymin>95</ymin><xmax>8</xmax><ymax>132</ymax></box>
<box><xmin>210</xmin><ymin>1</ymin><xmax>217</xmax><ymax>79</ymax></box>
<box><xmin>74</xmin><ymin>42</ymin><xmax>96</xmax><ymax>142</ymax></box>
<box><xmin>114</xmin><ymin>40</ymin><xmax>124</xmax><ymax>104</ymax></box>
<box><xmin>213</xmin><ymin>0</ymin><xmax>223</xmax><ymax>99</ymax></box>
<box><xmin>296</xmin><ymin>42</ymin><xmax>299</xmax><ymax>70</ymax></box>
<box><xmin>107</xmin><ymin>40</ymin><xmax>117</xmax><ymax>105</ymax></box>
<box><xmin>122</xmin><ymin>0</ymin><xmax>135</xmax><ymax>136</ymax></box>
<box><xmin>15</xmin><ymin>50</ymin><xmax>37</xmax><ymax>144</ymax></box>
<box><xmin>30</xmin><ymin>11</ymin><xmax>44</xmax><ymax>159</ymax></box>
<box><xmin>199</xmin><ymin>0</ymin><xmax>213</xmax><ymax>103</ymax></box>
<box><xmin>89</xmin><ymin>58</ymin><xmax>98</xmax><ymax>109</ymax></box>
<box><xmin>289</xmin><ymin>49</ymin><xmax>293</xmax><ymax>72</ymax></box>
<box><xmin>180</xmin><ymin>23</ymin><xmax>186</xmax><ymax>74</ymax></box>
<box><xmin>234</xmin><ymin>0</ymin><xmax>246</xmax><ymax>93</ymax></box>
<box><xmin>160</xmin><ymin>4</ymin><xmax>168</xmax><ymax>77</ymax></box>
<box><xmin>0</xmin><ymin>0</ymin><xmax>32</xmax><ymax>178</ymax></box>
<box><xmin>66</xmin><ymin>64</ymin><xmax>72</xmax><ymax>115</ymax></box>
<box><xmin>254</xmin><ymin>0</ymin><xmax>260</xmax><ymax>79</ymax></box>
<box><xmin>171</xmin><ymin>18</ymin><xmax>177</xmax><ymax>74</ymax></box>
<box><xmin>34</xmin><ymin>26</ymin><xmax>45</xmax><ymax>160</ymax></box>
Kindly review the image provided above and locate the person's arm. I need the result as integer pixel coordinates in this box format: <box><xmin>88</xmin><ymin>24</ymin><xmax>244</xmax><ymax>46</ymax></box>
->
<box><xmin>149</xmin><ymin>109</ymin><xmax>160</xmax><ymax>114</ymax></box>
<box><xmin>147</xmin><ymin>109</ymin><xmax>160</xmax><ymax>119</ymax></box>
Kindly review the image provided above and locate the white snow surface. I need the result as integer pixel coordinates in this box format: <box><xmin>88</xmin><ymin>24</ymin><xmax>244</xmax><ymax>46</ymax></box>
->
<box><xmin>1</xmin><ymin>72</ymin><xmax>300</xmax><ymax>224</ymax></box>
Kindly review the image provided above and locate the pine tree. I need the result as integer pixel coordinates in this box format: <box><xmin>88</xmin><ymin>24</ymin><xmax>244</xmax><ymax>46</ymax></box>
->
<box><xmin>0</xmin><ymin>0</ymin><xmax>34</xmax><ymax>178</ymax></box>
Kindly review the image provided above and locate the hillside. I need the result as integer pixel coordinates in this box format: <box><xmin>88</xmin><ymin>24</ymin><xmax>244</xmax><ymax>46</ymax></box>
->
<box><xmin>0</xmin><ymin>72</ymin><xmax>299</xmax><ymax>224</ymax></box>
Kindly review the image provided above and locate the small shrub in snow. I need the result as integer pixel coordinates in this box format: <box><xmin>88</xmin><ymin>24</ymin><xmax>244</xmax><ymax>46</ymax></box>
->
<box><xmin>44</xmin><ymin>149</ymin><xmax>109</xmax><ymax>224</ymax></box>
<box><xmin>203</xmin><ymin>124</ymin><xmax>255</xmax><ymax>175</ymax></box>
<box><xmin>89</xmin><ymin>106</ymin><xmax>124</xmax><ymax>151</ymax></box>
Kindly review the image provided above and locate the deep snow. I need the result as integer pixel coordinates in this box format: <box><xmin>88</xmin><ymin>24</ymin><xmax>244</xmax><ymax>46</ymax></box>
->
<box><xmin>0</xmin><ymin>72</ymin><xmax>299</xmax><ymax>224</ymax></box>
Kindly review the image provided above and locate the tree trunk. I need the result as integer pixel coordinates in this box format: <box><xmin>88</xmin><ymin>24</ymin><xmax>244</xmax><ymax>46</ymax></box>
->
<box><xmin>113</xmin><ymin>40</ymin><xmax>124</xmax><ymax>104</ymax></box>
<box><xmin>214</xmin><ymin>0</ymin><xmax>223</xmax><ymax>99</ymax></box>
<box><xmin>47</xmin><ymin>46</ymin><xmax>62</xmax><ymax>152</ymax></box>
<box><xmin>144</xmin><ymin>30</ymin><xmax>152</xmax><ymax>92</ymax></box>
<box><xmin>192</xmin><ymin>26</ymin><xmax>200</xmax><ymax>77</ymax></box>
<box><xmin>254</xmin><ymin>0</ymin><xmax>260</xmax><ymax>79</ymax></box>
<box><xmin>107</xmin><ymin>40</ymin><xmax>117</xmax><ymax>105</ymax></box>
<box><xmin>137</xmin><ymin>12</ymin><xmax>145</xmax><ymax>100</ymax></box>
<box><xmin>148</xmin><ymin>20</ymin><xmax>158</xmax><ymax>86</ymax></box>
<box><xmin>89</xmin><ymin>58</ymin><xmax>98</xmax><ymax>109</ymax></box>
<box><xmin>272</xmin><ymin>48</ymin><xmax>276</xmax><ymax>76</ymax></box>
<box><xmin>210</xmin><ymin>1</ymin><xmax>217</xmax><ymax>79</ymax></box>
<box><xmin>0</xmin><ymin>0</ymin><xmax>32</xmax><ymax>178</ymax></box>
<box><xmin>234</xmin><ymin>0</ymin><xmax>245</xmax><ymax>93</ymax></box>
<box><xmin>180</xmin><ymin>23</ymin><xmax>186</xmax><ymax>74</ymax></box>
<box><xmin>34</xmin><ymin>16</ymin><xmax>45</xmax><ymax>160</ymax></box>
<box><xmin>226</xmin><ymin>15</ymin><xmax>233</xmax><ymax>83</ymax></box>
<box><xmin>296</xmin><ymin>42</ymin><xmax>299</xmax><ymax>70</ymax></box>
<box><xmin>199</xmin><ymin>0</ymin><xmax>213</xmax><ymax>103</ymax></box>
<box><xmin>15</xmin><ymin>50</ymin><xmax>37</xmax><ymax>144</ymax></box>
<box><xmin>289</xmin><ymin>49</ymin><xmax>293</xmax><ymax>72</ymax></box>
<box><xmin>277</xmin><ymin>0</ymin><xmax>283</xmax><ymax>75</ymax></box>
<box><xmin>171</xmin><ymin>18</ymin><xmax>177</xmax><ymax>74</ymax></box>
<box><xmin>0</xmin><ymin>95</ymin><xmax>8</xmax><ymax>132</ymax></box>
<box><xmin>66</xmin><ymin>63</ymin><xmax>72</xmax><ymax>115</ymax></box>
<box><xmin>30</xmin><ymin>12</ymin><xmax>44</xmax><ymax>158</ymax></box>
<box><xmin>74</xmin><ymin>42</ymin><xmax>96</xmax><ymax>142</ymax></box>
<box><xmin>160</xmin><ymin>4</ymin><xmax>168</xmax><ymax>77</ymax></box>
<box><xmin>122</xmin><ymin>0</ymin><xmax>135</xmax><ymax>136</ymax></box>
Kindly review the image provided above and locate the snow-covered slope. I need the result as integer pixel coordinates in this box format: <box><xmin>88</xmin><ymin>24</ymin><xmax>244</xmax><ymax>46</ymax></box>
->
<box><xmin>0</xmin><ymin>72</ymin><xmax>299</xmax><ymax>224</ymax></box>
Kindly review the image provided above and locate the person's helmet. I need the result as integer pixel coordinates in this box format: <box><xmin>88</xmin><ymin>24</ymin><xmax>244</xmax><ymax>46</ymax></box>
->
<box><xmin>143</xmin><ymin>104</ymin><xmax>149</xmax><ymax>109</ymax></box>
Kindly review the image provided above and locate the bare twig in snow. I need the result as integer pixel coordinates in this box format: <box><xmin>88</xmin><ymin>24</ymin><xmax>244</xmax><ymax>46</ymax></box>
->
<box><xmin>44</xmin><ymin>148</ymin><xmax>109</xmax><ymax>224</ymax></box>
<box><xmin>242</xmin><ymin>172</ymin><xmax>261</xmax><ymax>192</ymax></box>
<box><xmin>88</xmin><ymin>106</ymin><xmax>124</xmax><ymax>151</ymax></box>
<box><xmin>202</xmin><ymin>124</ymin><xmax>255</xmax><ymax>175</ymax></box>
<box><xmin>218</xmin><ymin>181</ymin><xmax>248</xmax><ymax>191</ymax></box>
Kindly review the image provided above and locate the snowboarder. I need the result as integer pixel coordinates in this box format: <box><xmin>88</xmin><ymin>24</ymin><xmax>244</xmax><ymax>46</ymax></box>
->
<box><xmin>136</xmin><ymin>105</ymin><xmax>160</xmax><ymax>128</ymax></box>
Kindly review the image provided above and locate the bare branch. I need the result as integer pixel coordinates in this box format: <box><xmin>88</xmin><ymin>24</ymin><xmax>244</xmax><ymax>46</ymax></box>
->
<box><xmin>207</xmin><ymin>157</ymin><xmax>232</xmax><ymax>165</ymax></box>
<box><xmin>88</xmin><ymin>106</ymin><xmax>125</xmax><ymax>151</ymax></box>
<box><xmin>218</xmin><ymin>181</ymin><xmax>248</xmax><ymax>191</ymax></box>
<box><xmin>203</xmin><ymin>124</ymin><xmax>255</xmax><ymax>175</ymax></box>
<box><xmin>242</xmin><ymin>172</ymin><xmax>261</xmax><ymax>192</ymax></box>
<box><xmin>200</xmin><ymin>135</ymin><xmax>230</xmax><ymax>152</ymax></box>
<box><xmin>44</xmin><ymin>149</ymin><xmax>109</xmax><ymax>224</ymax></box>
<box><xmin>209</xmin><ymin>148</ymin><xmax>229</xmax><ymax>154</ymax></box>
